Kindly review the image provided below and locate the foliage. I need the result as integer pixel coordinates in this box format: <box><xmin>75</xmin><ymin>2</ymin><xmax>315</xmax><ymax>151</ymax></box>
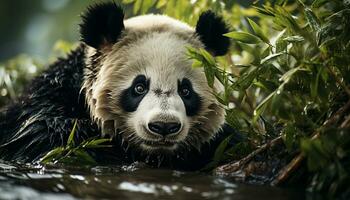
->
<box><xmin>1</xmin><ymin>0</ymin><xmax>350</xmax><ymax>198</ymax></box>
<box><xmin>40</xmin><ymin>120</ymin><xmax>112</xmax><ymax>165</ymax></box>
<box><xmin>0</xmin><ymin>40</ymin><xmax>77</xmax><ymax>108</ymax></box>
<box><xmin>185</xmin><ymin>0</ymin><xmax>350</xmax><ymax>197</ymax></box>
<box><xmin>0</xmin><ymin>55</ymin><xmax>42</xmax><ymax>107</ymax></box>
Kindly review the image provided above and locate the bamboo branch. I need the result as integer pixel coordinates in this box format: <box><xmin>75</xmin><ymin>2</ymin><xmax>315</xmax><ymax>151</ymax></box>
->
<box><xmin>326</xmin><ymin>65</ymin><xmax>350</xmax><ymax>97</ymax></box>
<box><xmin>272</xmin><ymin>100</ymin><xmax>350</xmax><ymax>186</ymax></box>
<box><xmin>215</xmin><ymin>136</ymin><xmax>283</xmax><ymax>175</ymax></box>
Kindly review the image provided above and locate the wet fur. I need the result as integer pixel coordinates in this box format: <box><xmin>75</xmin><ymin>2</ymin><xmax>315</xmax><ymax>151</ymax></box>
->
<box><xmin>0</xmin><ymin>46</ymin><xmax>239</xmax><ymax>169</ymax></box>
<box><xmin>0</xmin><ymin>3</ymin><xmax>239</xmax><ymax>170</ymax></box>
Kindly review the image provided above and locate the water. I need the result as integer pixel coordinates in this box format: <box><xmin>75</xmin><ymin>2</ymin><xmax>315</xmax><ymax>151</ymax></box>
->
<box><xmin>0</xmin><ymin>161</ymin><xmax>305</xmax><ymax>200</ymax></box>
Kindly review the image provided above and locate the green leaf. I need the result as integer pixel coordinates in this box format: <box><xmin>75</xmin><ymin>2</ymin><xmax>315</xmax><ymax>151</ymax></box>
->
<box><xmin>83</xmin><ymin>138</ymin><xmax>112</xmax><ymax>148</ymax></box>
<box><xmin>279</xmin><ymin>66</ymin><xmax>303</xmax><ymax>83</ymax></box>
<box><xmin>253</xmin><ymin>5</ymin><xmax>276</xmax><ymax>17</ymax></box>
<box><xmin>67</xmin><ymin>119</ymin><xmax>78</xmax><ymax>148</ymax></box>
<box><xmin>133</xmin><ymin>0</ymin><xmax>142</xmax><ymax>14</ymax></box>
<box><xmin>199</xmin><ymin>48</ymin><xmax>216</xmax><ymax>66</ymax></box>
<box><xmin>226</xmin><ymin>109</ymin><xmax>242</xmax><ymax>129</ymax></box>
<box><xmin>301</xmin><ymin>138</ymin><xmax>329</xmax><ymax>171</ymax></box>
<box><xmin>253</xmin><ymin>90</ymin><xmax>276</xmax><ymax>122</ymax></box>
<box><xmin>283</xmin><ymin>35</ymin><xmax>304</xmax><ymax>43</ymax></box>
<box><xmin>74</xmin><ymin>150</ymin><xmax>97</xmax><ymax>165</ymax></box>
<box><xmin>247</xmin><ymin>18</ymin><xmax>271</xmax><ymax>45</ymax></box>
<box><xmin>224</xmin><ymin>32</ymin><xmax>262</xmax><ymax>44</ymax></box>
<box><xmin>140</xmin><ymin>0</ymin><xmax>156</xmax><ymax>14</ymax></box>
<box><xmin>156</xmin><ymin>0</ymin><xmax>167</xmax><ymax>8</ymax></box>
<box><xmin>186</xmin><ymin>47</ymin><xmax>217</xmax><ymax>87</ymax></box>
<box><xmin>232</xmin><ymin>67</ymin><xmax>258</xmax><ymax>90</ymax></box>
<box><xmin>39</xmin><ymin>147</ymin><xmax>66</xmax><ymax>164</ymax></box>
<box><xmin>305</xmin><ymin>7</ymin><xmax>321</xmax><ymax>31</ymax></box>
<box><xmin>213</xmin><ymin>135</ymin><xmax>234</xmax><ymax>163</ymax></box>
<box><xmin>260</xmin><ymin>52</ymin><xmax>284</xmax><ymax>65</ymax></box>
<box><xmin>204</xmin><ymin>64</ymin><xmax>215</xmax><ymax>88</ymax></box>
<box><xmin>310</xmin><ymin>67</ymin><xmax>324</xmax><ymax>100</ymax></box>
<box><xmin>282</xmin><ymin>124</ymin><xmax>299</xmax><ymax>151</ymax></box>
<box><xmin>122</xmin><ymin>0</ymin><xmax>136</xmax><ymax>3</ymax></box>
<box><xmin>311</xmin><ymin>0</ymin><xmax>329</xmax><ymax>8</ymax></box>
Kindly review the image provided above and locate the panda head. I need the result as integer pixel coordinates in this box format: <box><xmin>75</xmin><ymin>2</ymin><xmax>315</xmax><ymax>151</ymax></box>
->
<box><xmin>81</xmin><ymin>2</ymin><xmax>230</xmax><ymax>154</ymax></box>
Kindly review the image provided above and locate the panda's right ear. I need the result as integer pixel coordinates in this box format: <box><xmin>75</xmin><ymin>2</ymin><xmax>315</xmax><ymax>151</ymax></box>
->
<box><xmin>80</xmin><ymin>2</ymin><xmax>125</xmax><ymax>49</ymax></box>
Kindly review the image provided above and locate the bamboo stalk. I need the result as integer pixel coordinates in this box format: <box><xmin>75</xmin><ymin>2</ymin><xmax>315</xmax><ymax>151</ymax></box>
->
<box><xmin>272</xmin><ymin>100</ymin><xmax>350</xmax><ymax>186</ymax></box>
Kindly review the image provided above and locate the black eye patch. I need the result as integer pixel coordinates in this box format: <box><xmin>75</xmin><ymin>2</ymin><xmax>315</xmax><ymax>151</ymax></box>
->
<box><xmin>178</xmin><ymin>78</ymin><xmax>202</xmax><ymax>116</ymax></box>
<box><xmin>119</xmin><ymin>75</ymin><xmax>150</xmax><ymax>112</ymax></box>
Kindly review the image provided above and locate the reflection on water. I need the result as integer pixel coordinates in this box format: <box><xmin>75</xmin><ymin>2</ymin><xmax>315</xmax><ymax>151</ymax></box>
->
<box><xmin>0</xmin><ymin>161</ymin><xmax>305</xmax><ymax>200</ymax></box>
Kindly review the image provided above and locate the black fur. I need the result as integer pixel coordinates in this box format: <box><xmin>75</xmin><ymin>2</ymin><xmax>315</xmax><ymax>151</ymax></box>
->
<box><xmin>80</xmin><ymin>2</ymin><xmax>125</xmax><ymax>49</ymax></box>
<box><xmin>0</xmin><ymin>48</ymin><xmax>240</xmax><ymax>169</ymax></box>
<box><xmin>119</xmin><ymin>75</ymin><xmax>150</xmax><ymax>112</ymax></box>
<box><xmin>178</xmin><ymin>78</ymin><xmax>201</xmax><ymax>116</ymax></box>
<box><xmin>196</xmin><ymin>11</ymin><xmax>231</xmax><ymax>56</ymax></box>
<box><xmin>0</xmin><ymin>5</ymin><xmax>240</xmax><ymax>170</ymax></box>
<box><xmin>0</xmin><ymin>45</ymin><xmax>97</xmax><ymax>162</ymax></box>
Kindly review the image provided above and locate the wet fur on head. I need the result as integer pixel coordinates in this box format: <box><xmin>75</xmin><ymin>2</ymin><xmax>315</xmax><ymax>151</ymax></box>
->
<box><xmin>80</xmin><ymin>2</ymin><xmax>229</xmax><ymax>154</ymax></box>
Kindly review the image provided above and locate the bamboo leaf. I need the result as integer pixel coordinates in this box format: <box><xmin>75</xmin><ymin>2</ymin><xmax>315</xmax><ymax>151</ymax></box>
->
<box><xmin>311</xmin><ymin>67</ymin><xmax>324</xmax><ymax>100</ymax></box>
<box><xmin>156</xmin><ymin>0</ymin><xmax>167</xmax><ymax>8</ymax></box>
<box><xmin>133</xmin><ymin>0</ymin><xmax>142</xmax><ymax>14</ymax></box>
<box><xmin>247</xmin><ymin>18</ymin><xmax>271</xmax><ymax>45</ymax></box>
<box><xmin>254</xmin><ymin>90</ymin><xmax>277</xmax><ymax>119</ymax></box>
<box><xmin>283</xmin><ymin>35</ymin><xmax>304</xmax><ymax>43</ymax></box>
<box><xmin>67</xmin><ymin>119</ymin><xmax>78</xmax><ymax>148</ymax></box>
<box><xmin>39</xmin><ymin>147</ymin><xmax>66</xmax><ymax>164</ymax></box>
<box><xmin>311</xmin><ymin>0</ymin><xmax>329</xmax><ymax>8</ymax></box>
<box><xmin>224</xmin><ymin>32</ymin><xmax>262</xmax><ymax>44</ymax></box>
<box><xmin>140</xmin><ymin>0</ymin><xmax>156</xmax><ymax>14</ymax></box>
<box><xmin>83</xmin><ymin>138</ymin><xmax>112</xmax><ymax>148</ymax></box>
<box><xmin>74</xmin><ymin>150</ymin><xmax>97</xmax><ymax>165</ymax></box>
<box><xmin>260</xmin><ymin>52</ymin><xmax>284</xmax><ymax>64</ymax></box>
<box><xmin>122</xmin><ymin>0</ymin><xmax>135</xmax><ymax>3</ymax></box>
<box><xmin>212</xmin><ymin>135</ymin><xmax>234</xmax><ymax>163</ymax></box>
<box><xmin>199</xmin><ymin>48</ymin><xmax>216</xmax><ymax>66</ymax></box>
<box><xmin>305</xmin><ymin>7</ymin><xmax>321</xmax><ymax>31</ymax></box>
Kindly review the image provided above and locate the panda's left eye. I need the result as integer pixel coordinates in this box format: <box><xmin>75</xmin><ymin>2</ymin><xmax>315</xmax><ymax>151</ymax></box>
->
<box><xmin>179</xmin><ymin>87</ymin><xmax>191</xmax><ymax>97</ymax></box>
<box><xmin>134</xmin><ymin>83</ymin><xmax>147</xmax><ymax>95</ymax></box>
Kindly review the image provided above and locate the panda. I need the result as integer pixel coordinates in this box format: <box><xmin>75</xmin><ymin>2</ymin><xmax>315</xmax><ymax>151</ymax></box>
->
<box><xmin>0</xmin><ymin>2</ymin><xmax>240</xmax><ymax>170</ymax></box>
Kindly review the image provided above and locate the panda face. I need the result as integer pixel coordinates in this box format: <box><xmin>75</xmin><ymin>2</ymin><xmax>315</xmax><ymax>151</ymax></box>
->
<box><xmin>81</xmin><ymin>3</ymin><xmax>230</xmax><ymax>154</ymax></box>
<box><xmin>116</xmin><ymin>32</ymin><xmax>207</xmax><ymax>152</ymax></box>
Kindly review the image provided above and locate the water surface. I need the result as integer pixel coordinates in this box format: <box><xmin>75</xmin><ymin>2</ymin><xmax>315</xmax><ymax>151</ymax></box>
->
<box><xmin>0</xmin><ymin>161</ymin><xmax>305</xmax><ymax>200</ymax></box>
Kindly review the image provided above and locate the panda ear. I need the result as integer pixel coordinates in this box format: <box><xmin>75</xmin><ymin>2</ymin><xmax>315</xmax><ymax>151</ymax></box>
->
<box><xmin>195</xmin><ymin>11</ymin><xmax>230</xmax><ymax>56</ymax></box>
<box><xmin>80</xmin><ymin>2</ymin><xmax>125</xmax><ymax>49</ymax></box>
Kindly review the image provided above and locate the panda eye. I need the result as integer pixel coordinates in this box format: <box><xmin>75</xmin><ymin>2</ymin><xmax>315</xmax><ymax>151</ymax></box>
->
<box><xmin>179</xmin><ymin>87</ymin><xmax>191</xmax><ymax>97</ymax></box>
<box><xmin>134</xmin><ymin>83</ymin><xmax>146</xmax><ymax>95</ymax></box>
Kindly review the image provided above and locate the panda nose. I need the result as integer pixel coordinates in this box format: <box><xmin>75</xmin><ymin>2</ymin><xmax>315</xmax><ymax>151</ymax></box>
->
<box><xmin>148</xmin><ymin>122</ymin><xmax>181</xmax><ymax>136</ymax></box>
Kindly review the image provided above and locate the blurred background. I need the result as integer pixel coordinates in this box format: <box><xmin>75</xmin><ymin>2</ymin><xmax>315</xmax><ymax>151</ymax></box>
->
<box><xmin>0</xmin><ymin>0</ymin><xmax>101</xmax><ymax>106</ymax></box>
<box><xmin>0</xmin><ymin>0</ymin><xmax>94</xmax><ymax>61</ymax></box>
<box><xmin>0</xmin><ymin>0</ymin><xmax>253</xmax><ymax>62</ymax></box>
<box><xmin>0</xmin><ymin>0</ymin><xmax>254</xmax><ymax>106</ymax></box>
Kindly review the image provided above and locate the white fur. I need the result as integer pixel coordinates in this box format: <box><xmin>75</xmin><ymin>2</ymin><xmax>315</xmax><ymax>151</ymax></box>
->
<box><xmin>124</xmin><ymin>14</ymin><xmax>193</xmax><ymax>32</ymax></box>
<box><xmin>83</xmin><ymin>14</ymin><xmax>225</xmax><ymax>153</ymax></box>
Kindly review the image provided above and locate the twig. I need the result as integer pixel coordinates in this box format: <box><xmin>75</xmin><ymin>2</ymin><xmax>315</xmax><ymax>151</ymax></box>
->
<box><xmin>326</xmin><ymin>65</ymin><xmax>350</xmax><ymax>97</ymax></box>
<box><xmin>215</xmin><ymin>136</ymin><xmax>283</xmax><ymax>175</ymax></box>
<box><xmin>272</xmin><ymin>100</ymin><xmax>350</xmax><ymax>186</ymax></box>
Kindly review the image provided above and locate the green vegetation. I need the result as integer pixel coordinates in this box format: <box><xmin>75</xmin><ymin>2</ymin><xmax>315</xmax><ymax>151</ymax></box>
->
<box><xmin>40</xmin><ymin>120</ymin><xmax>112</xmax><ymax>165</ymax></box>
<box><xmin>0</xmin><ymin>40</ymin><xmax>76</xmax><ymax>106</ymax></box>
<box><xmin>1</xmin><ymin>0</ymin><xmax>349</xmax><ymax>198</ymax></box>
<box><xmin>185</xmin><ymin>0</ymin><xmax>350</xmax><ymax>197</ymax></box>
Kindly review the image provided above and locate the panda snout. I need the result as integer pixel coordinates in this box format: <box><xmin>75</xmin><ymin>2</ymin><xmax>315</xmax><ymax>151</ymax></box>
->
<box><xmin>147</xmin><ymin>121</ymin><xmax>182</xmax><ymax>136</ymax></box>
